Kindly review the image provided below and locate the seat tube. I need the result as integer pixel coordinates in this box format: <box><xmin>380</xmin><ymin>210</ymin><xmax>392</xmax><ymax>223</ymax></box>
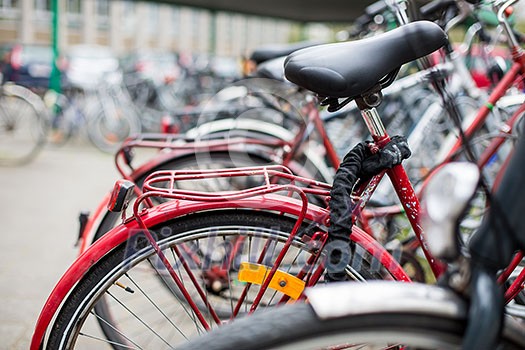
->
<box><xmin>359</xmin><ymin>105</ymin><xmax>446</xmax><ymax>278</ymax></box>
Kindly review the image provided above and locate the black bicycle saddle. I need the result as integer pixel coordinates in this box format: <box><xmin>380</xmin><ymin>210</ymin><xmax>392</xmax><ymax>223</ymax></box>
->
<box><xmin>256</xmin><ymin>56</ymin><xmax>286</xmax><ymax>81</ymax></box>
<box><xmin>284</xmin><ymin>21</ymin><xmax>447</xmax><ymax>98</ymax></box>
<box><xmin>250</xmin><ymin>41</ymin><xmax>322</xmax><ymax>65</ymax></box>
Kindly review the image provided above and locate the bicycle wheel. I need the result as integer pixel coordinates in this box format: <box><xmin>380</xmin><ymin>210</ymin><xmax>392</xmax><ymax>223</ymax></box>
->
<box><xmin>176</xmin><ymin>300</ymin><xmax>525</xmax><ymax>350</ymax></box>
<box><xmin>91</xmin><ymin>147</ymin><xmax>329</xmax><ymax>246</ymax></box>
<box><xmin>46</xmin><ymin>210</ymin><xmax>385</xmax><ymax>349</ymax></box>
<box><xmin>91</xmin><ymin>150</ymin><xmax>274</xmax><ymax>342</ymax></box>
<box><xmin>87</xmin><ymin>102</ymin><xmax>142</xmax><ymax>154</ymax></box>
<box><xmin>0</xmin><ymin>84</ymin><xmax>47</xmax><ymax>165</ymax></box>
<box><xmin>88</xmin><ymin>150</ymin><xmax>330</xmax><ymax>346</ymax></box>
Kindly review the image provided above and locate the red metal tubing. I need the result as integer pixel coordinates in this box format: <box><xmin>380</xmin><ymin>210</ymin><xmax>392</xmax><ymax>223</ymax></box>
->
<box><xmin>133</xmin><ymin>215</ymin><xmax>212</xmax><ymax>330</ymax></box>
<box><xmin>504</xmin><ymin>261</ymin><xmax>525</xmax><ymax>304</ymax></box>
<box><xmin>248</xmin><ymin>185</ymin><xmax>310</xmax><ymax>312</ymax></box>
<box><xmin>498</xmin><ymin>251</ymin><xmax>524</xmax><ymax>284</ymax></box>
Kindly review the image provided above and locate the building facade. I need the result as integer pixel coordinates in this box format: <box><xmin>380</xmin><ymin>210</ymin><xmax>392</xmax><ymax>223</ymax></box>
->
<box><xmin>0</xmin><ymin>0</ymin><xmax>299</xmax><ymax>57</ymax></box>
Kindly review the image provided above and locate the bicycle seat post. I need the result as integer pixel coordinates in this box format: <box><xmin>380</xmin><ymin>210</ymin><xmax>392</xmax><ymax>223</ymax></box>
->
<box><xmin>354</xmin><ymin>86</ymin><xmax>390</xmax><ymax>146</ymax></box>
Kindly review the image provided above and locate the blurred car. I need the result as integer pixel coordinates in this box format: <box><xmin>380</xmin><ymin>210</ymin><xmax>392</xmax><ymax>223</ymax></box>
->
<box><xmin>120</xmin><ymin>50</ymin><xmax>181</xmax><ymax>85</ymax></box>
<box><xmin>64</xmin><ymin>45</ymin><xmax>122</xmax><ymax>90</ymax></box>
<box><xmin>1</xmin><ymin>43</ymin><xmax>54</xmax><ymax>91</ymax></box>
<box><xmin>0</xmin><ymin>43</ymin><xmax>13</xmax><ymax>81</ymax></box>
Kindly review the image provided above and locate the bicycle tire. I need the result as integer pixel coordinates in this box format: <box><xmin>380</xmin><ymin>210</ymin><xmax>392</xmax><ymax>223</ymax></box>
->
<box><xmin>88</xmin><ymin>148</ymin><xmax>332</xmax><ymax>347</ymax></box>
<box><xmin>46</xmin><ymin>210</ymin><xmax>385</xmax><ymax>349</ymax></box>
<box><xmin>91</xmin><ymin>148</ymin><xmax>329</xmax><ymax>246</ymax></box>
<box><xmin>185</xmin><ymin>117</ymin><xmax>335</xmax><ymax>183</ymax></box>
<box><xmin>0</xmin><ymin>84</ymin><xmax>48</xmax><ymax>166</ymax></box>
<box><xmin>176</xmin><ymin>300</ymin><xmax>525</xmax><ymax>350</ymax></box>
<box><xmin>86</xmin><ymin>102</ymin><xmax>142</xmax><ymax>154</ymax></box>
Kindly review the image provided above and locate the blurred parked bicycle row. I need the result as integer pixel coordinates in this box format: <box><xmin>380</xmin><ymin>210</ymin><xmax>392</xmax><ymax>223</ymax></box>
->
<box><xmin>0</xmin><ymin>1</ymin><xmax>519</xmax><ymax>167</ymax></box>
<box><xmin>0</xmin><ymin>43</ymin><xmax>242</xmax><ymax>162</ymax></box>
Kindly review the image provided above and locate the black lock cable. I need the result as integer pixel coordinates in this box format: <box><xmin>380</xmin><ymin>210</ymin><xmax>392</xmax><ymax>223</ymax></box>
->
<box><xmin>326</xmin><ymin>135</ymin><xmax>411</xmax><ymax>281</ymax></box>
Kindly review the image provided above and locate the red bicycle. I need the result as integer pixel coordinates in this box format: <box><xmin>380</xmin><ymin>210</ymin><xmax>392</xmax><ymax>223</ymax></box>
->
<box><xmin>30</xmin><ymin>20</ymin><xmax>445</xmax><ymax>349</ymax></box>
<box><xmin>31</xmin><ymin>2</ymin><xmax>525</xmax><ymax>349</ymax></box>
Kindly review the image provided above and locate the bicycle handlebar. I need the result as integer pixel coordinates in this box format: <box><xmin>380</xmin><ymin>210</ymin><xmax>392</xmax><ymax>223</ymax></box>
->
<box><xmin>419</xmin><ymin>0</ymin><xmax>457</xmax><ymax>18</ymax></box>
<box><xmin>496</xmin><ymin>0</ymin><xmax>523</xmax><ymax>48</ymax></box>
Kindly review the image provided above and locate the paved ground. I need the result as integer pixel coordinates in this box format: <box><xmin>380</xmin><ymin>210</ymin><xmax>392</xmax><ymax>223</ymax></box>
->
<box><xmin>0</xmin><ymin>141</ymin><xmax>119</xmax><ymax>349</ymax></box>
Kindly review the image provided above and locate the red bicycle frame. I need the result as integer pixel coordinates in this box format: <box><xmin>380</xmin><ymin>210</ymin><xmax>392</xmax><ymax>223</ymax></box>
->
<box><xmin>31</xmin><ymin>165</ymin><xmax>410</xmax><ymax>350</ymax></box>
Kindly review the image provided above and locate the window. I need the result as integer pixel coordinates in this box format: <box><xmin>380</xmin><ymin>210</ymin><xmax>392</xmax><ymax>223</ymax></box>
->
<box><xmin>123</xmin><ymin>0</ymin><xmax>136</xmax><ymax>34</ymax></box>
<box><xmin>170</xmin><ymin>6</ymin><xmax>180</xmax><ymax>35</ymax></box>
<box><xmin>34</xmin><ymin>0</ymin><xmax>50</xmax><ymax>10</ymax></box>
<box><xmin>0</xmin><ymin>0</ymin><xmax>20</xmax><ymax>19</ymax></box>
<box><xmin>96</xmin><ymin>0</ymin><xmax>109</xmax><ymax>16</ymax></box>
<box><xmin>66</xmin><ymin>0</ymin><xmax>81</xmax><ymax>28</ymax></box>
<box><xmin>66</xmin><ymin>0</ymin><xmax>80</xmax><ymax>13</ymax></box>
<box><xmin>34</xmin><ymin>0</ymin><xmax>51</xmax><ymax>22</ymax></box>
<box><xmin>96</xmin><ymin>0</ymin><xmax>109</xmax><ymax>30</ymax></box>
<box><xmin>147</xmin><ymin>3</ymin><xmax>159</xmax><ymax>34</ymax></box>
<box><xmin>0</xmin><ymin>0</ymin><xmax>19</xmax><ymax>10</ymax></box>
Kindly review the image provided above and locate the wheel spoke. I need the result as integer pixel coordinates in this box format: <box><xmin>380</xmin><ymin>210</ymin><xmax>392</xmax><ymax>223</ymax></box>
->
<box><xmin>78</xmin><ymin>331</ymin><xmax>142</xmax><ymax>349</ymax></box>
<box><xmin>147</xmin><ymin>255</ymin><xmax>207</xmax><ymax>336</ymax></box>
<box><xmin>90</xmin><ymin>309</ymin><xmax>143</xmax><ymax>349</ymax></box>
<box><xmin>125</xmin><ymin>273</ymin><xmax>189</xmax><ymax>340</ymax></box>
<box><xmin>106</xmin><ymin>290</ymin><xmax>175</xmax><ymax>349</ymax></box>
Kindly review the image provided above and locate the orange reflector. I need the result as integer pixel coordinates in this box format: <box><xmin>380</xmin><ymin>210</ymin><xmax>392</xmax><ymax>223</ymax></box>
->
<box><xmin>238</xmin><ymin>262</ymin><xmax>305</xmax><ymax>300</ymax></box>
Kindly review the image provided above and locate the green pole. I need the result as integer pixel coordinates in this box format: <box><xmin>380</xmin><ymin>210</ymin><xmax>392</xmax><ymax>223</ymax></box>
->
<box><xmin>50</xmin><ymin>0</ymin><xmax>61</xmax><ymax>93</ymax></box>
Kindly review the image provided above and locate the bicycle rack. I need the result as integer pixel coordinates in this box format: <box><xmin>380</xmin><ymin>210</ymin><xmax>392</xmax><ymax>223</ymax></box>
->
<box><xmin>138</xmin><ymin>164</ymin><xmax>330</xmax><ymax>204</ymax></box>
<box><xmin>112</xmin><ymin>165</ymin><xmax>332</xmax><ymax>326</ymax></box>
<box><xmin>114</xmin><ymin>133</ymin><xmax>289</xmax><ymax>178</ymax></box>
